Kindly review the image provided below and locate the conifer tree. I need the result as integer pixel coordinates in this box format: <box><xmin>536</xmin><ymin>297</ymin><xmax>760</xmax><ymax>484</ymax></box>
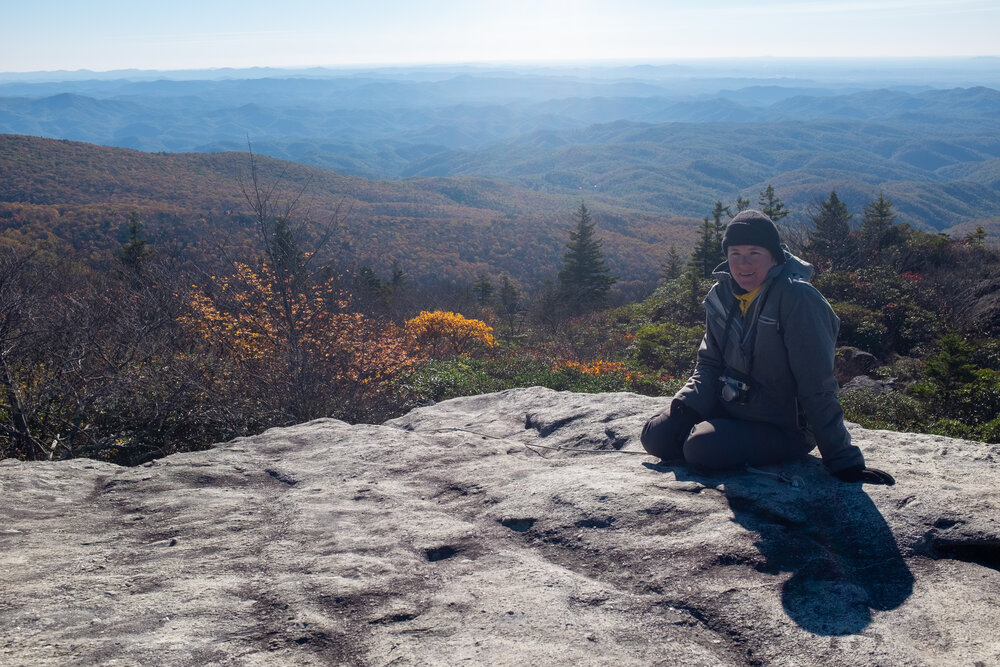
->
<box><xmin>556</xmin><ymin>203</ymin><xmax>616</xmax><ymax>314</ymax></box>
<box><xmin>966</xmin><ymin>226</ymin><xmax>987</xmax><ymax>248</ymax></box>
<box><xmin>499</xmin><ymin>275</ymin><xmax>519</xmax><ymax>312</ymax></box>
<box><xmin>859</xmin><ymin>192</ymin><xmax>900</xmax><ymax>262</ymax></box>
<box><xmin>473</xmin><ymin>273</ymin><xmax>495</xmax><ymax>306</ymax></box>
<box><xmin>358</xmin><ymin>265</ymin><xmax>388</xmax><ymax>295</ymax></box>
<box><xmin>685</xmin><ymin>262</ymin><xmax>703</xmax><ymax>311</ymax></box>
<box><xmin>661</xmin><ymin>244</ymin><xmax>684</xmax><ymax>281</ymax></box>
<box><xmin>711</xmin><ymin>202</ymin><xmax>730</xmax><ymax>262</ymax></box>
<box><xmin>117</xmin><ymin>211</ymin><xmax>153</xmax><ymax>274</ymax></box>
<box><xmin>689</xmin><ymin>216</ymin><xmax>724</xmax><ymax>278</ymax></box>
<box><xmin>711</xmin><ymin>201</ymin><xmax>731</xmax><ymax>229</ymax></box>
<box><xmin>758</xmin><ymin>184</ymin><xmax>789</xmax><ymax>223</ymax></box>
<box><xmin>807</xmin><ymin>190</ymin><xmax>858</xmax><ymax>271</ymax></box>
<box><xmin>497</xmin><ymin>275</ymin><xmax>523</xmax><ymax>334</ymax></box>
<box><xmin>389</xmin><ymin>261</ymin><xmax>407</xmax><ymax>291</ymax></box>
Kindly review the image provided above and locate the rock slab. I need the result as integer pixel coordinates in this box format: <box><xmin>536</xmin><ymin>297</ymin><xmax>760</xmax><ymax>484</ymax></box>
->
<box><xmin>2</xmin><ymin>387</ymin><xmax>999</xmax><ymax>665</ymax></box>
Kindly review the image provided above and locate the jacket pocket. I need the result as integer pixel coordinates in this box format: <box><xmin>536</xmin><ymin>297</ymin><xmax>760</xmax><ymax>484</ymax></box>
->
<box><xmin>758</xmin><ymin>315</ymin><xmax>779</xmax><ymax>332</ymax></box>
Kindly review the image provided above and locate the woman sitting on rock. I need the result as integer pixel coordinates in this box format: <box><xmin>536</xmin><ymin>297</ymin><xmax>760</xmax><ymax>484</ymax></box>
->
<box><xmin>640</xmin><ymin>209</ymin><xmax>894</xmax><ymax>485</ymax></box>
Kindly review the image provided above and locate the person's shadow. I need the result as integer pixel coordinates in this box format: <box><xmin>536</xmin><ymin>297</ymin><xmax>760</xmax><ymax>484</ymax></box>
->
<box><xmin>644</xmin><ymin>458</ymin><xmax>914</xmax><ymax>636</ymax></box>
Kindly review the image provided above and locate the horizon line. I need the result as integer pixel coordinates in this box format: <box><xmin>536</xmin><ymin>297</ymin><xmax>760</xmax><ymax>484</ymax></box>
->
<box><xmin>4</xmin><ymin>54</ymin><xmax>1000</xmax><ymax>77</ymax></box>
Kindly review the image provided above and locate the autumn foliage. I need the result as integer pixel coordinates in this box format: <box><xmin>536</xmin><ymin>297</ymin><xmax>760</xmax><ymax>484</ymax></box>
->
<box><xmin>183</xmin><ymin>262</ymin><xmax>414</xmax><ymax>424</ymax></box>
<box><xmin>555</xmin><ymin>359</ymin><xmax>629</xmax><ymax>377</ymax></box>
<box><xmin>404</xmin><ymin>310</ymin><xmax>497</xmax><ymax>358</ymax></box>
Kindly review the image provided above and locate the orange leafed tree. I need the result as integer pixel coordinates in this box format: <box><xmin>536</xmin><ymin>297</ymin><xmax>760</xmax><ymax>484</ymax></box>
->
<box><xmin>183</xmin><ymin>263</ymin><xmax>414</xmax><ymax>423</ymax></box>
<box><xmin>404</xmin><ymin>310</ymin><xmax>497</xmax><ymax>359</ymax></box>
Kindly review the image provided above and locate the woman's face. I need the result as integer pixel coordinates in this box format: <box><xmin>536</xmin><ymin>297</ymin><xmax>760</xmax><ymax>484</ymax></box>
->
<box><xmin>727</xmin><ymin>244</ymin><xmax>777</xmax><ymax>292</ymax></box>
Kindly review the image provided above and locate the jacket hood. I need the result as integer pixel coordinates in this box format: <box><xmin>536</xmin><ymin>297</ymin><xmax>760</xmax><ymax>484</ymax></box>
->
<box><xmin>713</xmin><ymin>247</ymin><xmax>813</xmax><ymax>289</ymax></box>
<box><xmin>777</xmin><ymin>250</ymin><xmax>814</xmax><ymax>281</ymax></box>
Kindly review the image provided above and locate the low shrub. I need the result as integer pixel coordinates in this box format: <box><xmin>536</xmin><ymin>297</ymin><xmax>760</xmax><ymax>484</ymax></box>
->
<box><xmin>839</xmin><ymin>389</ymin><xmax>925</xmax><ymax>433</ymax></box>
<box><xmin>633</xmin><ymin>321</ymin><xmax>703</xmax><ymax>376</ymax></box>
<box><xmin>830</xmin><ymin>301</ymin><xmax>888</xmax><ymax>355</ymax></box>
<box><xmin>404</xmin><ymin>350</ymin><xmax>680</xmax><ymax>406</ymax></box>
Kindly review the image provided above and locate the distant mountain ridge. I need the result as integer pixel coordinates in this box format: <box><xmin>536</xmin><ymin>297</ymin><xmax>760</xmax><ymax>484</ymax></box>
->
<box><xmin>1</xmin><ymin>70</ymin><xmax>997</xmax><ymax>231</ymax></box>
<box><xmin>406</xmin><ymin>111</ymin><xmax>1000</xmax><ymax>230</ymax></box>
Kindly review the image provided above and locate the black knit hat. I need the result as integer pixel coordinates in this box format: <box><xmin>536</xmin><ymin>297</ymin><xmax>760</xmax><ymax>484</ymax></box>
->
<box><xmin>722</xmin><ymin>209</ymin><xmax>785</xmax><ymax>263</ymax></box>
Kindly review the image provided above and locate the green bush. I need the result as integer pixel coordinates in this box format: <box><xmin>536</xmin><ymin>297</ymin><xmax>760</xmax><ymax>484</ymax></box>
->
<box><xmin>630</xmin><ymin>374</ymin><xmax>685</xmax><ymax>397</ymax></box>
<box><xmin>840</xmin><ymin>389</ymin><xmax>925</xmax><ymax>433</ymax></box>
<box><xmin>830</xmin><ymin>301</ymin><xmax>888</xmax><ymax>355</ymax></box>
<box><xmin>818</xmin><ymin>267</ymin><xmax>942</xmax><ymax>356</ymax></box>
<box><xmin>947</xmin><ymin>368</ymin><xmax>1000</xmax><ymax>425</ymax></box>
<box><xmin>640</xmin><ymin>276</ymin><xmax>714</xmax><ymax>327</ymax></box>
<box><xmin>924</xmin><ymin>418</ymin><xmax>976</xmax><ymax>440</ymax></box>
<box><xmin>874</xmin><ymin>355</ymin><xmax>924</xmax><ymax>381</ymax></box>
<box><xmin>404</xmin><ymin>350</ymin><xmax>681</xmax><ymax>406</ymax></box>
<box><xmin>973</xmin><ymin>416</ymin><xmax>1000</xmax><ymax>443</ymax></box>
<box><xmin>970</xmin><ymin>338</ymin><xmax>1000</xmax><ymax>371</ymax></box>
<box><xmin>840</xmin><ymin>369</ymin><xmax>1000</xmax><ymax>443</ymax></box>
<box><xmin>812</xmin><ymin>270</ymin><xmax>857</xmax><ymax>302</ymax></box>
<box><xmin>633</xmin><ymin>321</ymin><xmax>703</xmax><ymax>376</ymax></box>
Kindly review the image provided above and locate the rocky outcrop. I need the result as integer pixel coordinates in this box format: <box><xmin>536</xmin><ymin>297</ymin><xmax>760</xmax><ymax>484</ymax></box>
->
<box><xmin>835</xmin><ymin>346</ymin><xmax>879</xmax><ymax>386</ymax></box>
<box><xmin>840</xmin><ymin>374</ymin><xmax>898</xmax><ymax>395</ymax></box>
<box><xmin>2</xmin><ymin>387</ymin><xmax>999</xmax><ymax>665</ymax></box>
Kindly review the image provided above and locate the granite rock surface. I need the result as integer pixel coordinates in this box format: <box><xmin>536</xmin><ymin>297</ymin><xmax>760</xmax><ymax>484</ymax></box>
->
<box><xmin>2</xmin><ymin>387</ymin><xmax>999</xmax><ymax>665</ymax></box>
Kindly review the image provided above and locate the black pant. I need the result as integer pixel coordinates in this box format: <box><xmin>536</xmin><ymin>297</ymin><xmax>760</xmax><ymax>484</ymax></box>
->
<box><xmin>640</xmin><ymin>402</ymin><xmax>811</xmax><ymax>470</ymax></box>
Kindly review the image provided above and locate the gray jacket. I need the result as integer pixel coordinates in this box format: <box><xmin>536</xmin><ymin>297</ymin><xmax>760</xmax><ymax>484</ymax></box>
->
<box><xmin>675</xmin><ymin>250</ymin><xmax>865</xmax><ymax>473</ymax></box>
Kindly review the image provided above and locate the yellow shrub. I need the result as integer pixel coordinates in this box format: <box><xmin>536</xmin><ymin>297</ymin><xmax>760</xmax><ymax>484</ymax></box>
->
<box><xmin>404</xmin><ymin>310</ymin><xmax>497</xmax><ymax>358</ymax></box>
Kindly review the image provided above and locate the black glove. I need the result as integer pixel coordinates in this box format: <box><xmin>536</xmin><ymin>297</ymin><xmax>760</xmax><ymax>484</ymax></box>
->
<box><xmin>670</xmin><ymin>400</ymin><xmax>701</xmax><ymax>432</ymax></box>
<box><xmin>833</xmin><ymin>465</ymin><xmax>896</xmax><ymax>485</ymax></box>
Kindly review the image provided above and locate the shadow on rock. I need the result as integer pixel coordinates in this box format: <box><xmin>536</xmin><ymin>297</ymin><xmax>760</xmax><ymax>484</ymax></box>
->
<box><xmin>645</xmin><ymin>460</ymin><xmax>914</xmax><ymax>636</ymax></box>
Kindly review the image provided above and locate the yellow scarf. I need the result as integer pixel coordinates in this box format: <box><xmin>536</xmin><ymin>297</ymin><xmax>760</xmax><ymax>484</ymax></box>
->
<box><xmin>734</xmin><ymin>285</ymin><xmax>763</xmax><ymax>316</ymax></box>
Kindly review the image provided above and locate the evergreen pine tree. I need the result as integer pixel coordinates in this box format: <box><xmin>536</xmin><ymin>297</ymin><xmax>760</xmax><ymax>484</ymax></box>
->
<box><xmin>556</xmin><ymin>203</ymin><xmax>616</xmax><ymax>314</ymax></box>
<box><xmin>685</xmin><ymin>262</ymin><xmax>702</xmax><ymax>311</ymax></box>
<box><xmin>689</xmin><ymin>216</ymin><xmax>724</xmax><ymax>278</ymax></box>
<box><xmin>497</xmin><ymin>275</ymin><xmax>522</xmax><ymax>333</ymax></box>
<box><xmin>859</xmin><ymin>192</ymin><xmax>899</xmax><ymax>262</ymax></box>
<box><xmin>661</xmin><ymin>244</ymin><xmax>684</xmax><ymax>281</ymax></box>
<box><xmin>265</xmin><ymin>213</ymin><xmax>307</xmax><ymax>293</ymax></box>
<box><xmin>807</xmin><ymin>190</ymin><xmax>858</xmax><ymax>271</ymax></box>
<box><xmin>924</xmin><ymin>333</ymin><xmax>977</xmax><ymax>395</ymax></box>
<box><xmin>758</xmin><ymin>184</ymin><xmax>789</xmax><ymax>223</ymax></box>
<box><xmin>473</xmin><ymin>273</ymin><xmax>495</xmax><ymax>306</ymax></box>
<box><xmin>118</xmin><ymin>211</ymin><xmax>153</xmax><ymax>274</ymax></box>
<box><xmin>711</xmin><ymin>201</ymin><xmax>731</xmax><ymax>228</ymax></box>
<box><xmin>358</xmin><ymin>265</ymin><xmax>386</xmax><ymax>294</ymax></box>
<box><xmin>966</xmin><ymin>226</ymin><xmax>987</xmax><ymax>248</ymax></box>
<box><xmin>389</xmin><ymin>260</ymin><xmax>408</xmax><ymax>291</ymax></box>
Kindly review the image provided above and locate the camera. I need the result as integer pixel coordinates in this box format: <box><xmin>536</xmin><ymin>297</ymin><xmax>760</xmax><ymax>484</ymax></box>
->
<box><xmin>719</xmin><ymin>374</ymin><xmax>751</xmax><ymax>404</ymax></box>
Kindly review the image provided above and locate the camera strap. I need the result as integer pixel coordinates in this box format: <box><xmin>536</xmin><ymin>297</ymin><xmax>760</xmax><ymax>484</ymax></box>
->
<box><xmin>721</xmin><ymin>281</ymin><xmax>775</xmax><ymax>379</ymax></box>
<box><xmin>720</xmin><ymin>300</ymin><xmax>739</xmax><ymax>365</ymax></box>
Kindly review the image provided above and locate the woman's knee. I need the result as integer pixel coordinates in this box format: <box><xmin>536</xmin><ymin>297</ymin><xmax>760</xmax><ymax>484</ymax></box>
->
<box><xmin>640</xmin><ymin>410</ymin><xmax>688</xmax><ymax>460</ymax></box>
<box><xmin>682</xmin><ymin>421</ymin><xmax>737</xmax><ymax>470</ymax></box>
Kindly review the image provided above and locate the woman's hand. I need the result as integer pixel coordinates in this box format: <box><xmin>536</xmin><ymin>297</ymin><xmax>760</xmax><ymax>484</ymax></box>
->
<box><xmin>833</xmin><ymin>465</ymin><xmax>896</xmax><ymax>485</ymax></box>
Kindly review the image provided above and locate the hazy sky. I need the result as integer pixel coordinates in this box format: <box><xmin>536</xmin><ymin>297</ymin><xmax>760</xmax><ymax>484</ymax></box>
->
<box><xmin>3</xmin><ymin>0</ymin><xmax>998</xmax><ymax>72</ymax></box>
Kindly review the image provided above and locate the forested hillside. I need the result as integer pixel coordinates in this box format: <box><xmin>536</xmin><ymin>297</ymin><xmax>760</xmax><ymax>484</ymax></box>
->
<box><xmin>408</xmin><ymin>113</ymin><xmax>1000</xmax><ymax>233</ymax></box>
<box><xmin>0</xmin><ymin>134</ymin><xmax>690</xmax><ymax>294</ymax></box>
